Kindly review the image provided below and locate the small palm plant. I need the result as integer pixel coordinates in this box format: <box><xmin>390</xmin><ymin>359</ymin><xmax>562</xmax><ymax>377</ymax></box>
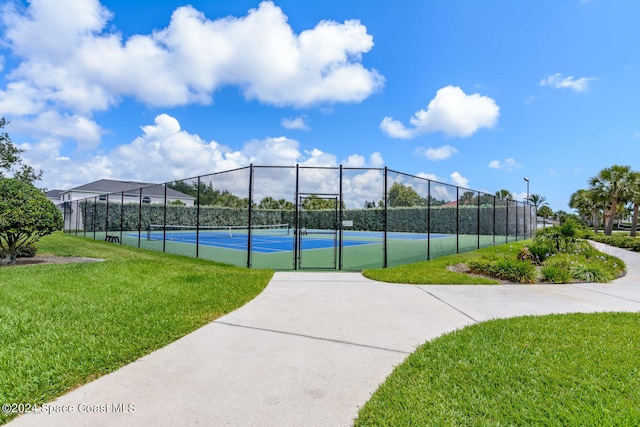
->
<box><xmin>535</xmin><ymin>217</ymin><xmax>581</xmax><ymax>252</ymax></box>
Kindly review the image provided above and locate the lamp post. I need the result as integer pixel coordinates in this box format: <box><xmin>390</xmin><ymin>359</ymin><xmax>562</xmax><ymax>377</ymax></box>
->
<box><xmin>524</xmin><ymin>177</ymin><xmax>530</xmax><ymax>236</ymax></box>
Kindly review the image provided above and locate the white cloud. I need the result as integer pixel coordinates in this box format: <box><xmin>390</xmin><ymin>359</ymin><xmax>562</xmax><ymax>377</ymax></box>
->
<box><xmin>23</xmin><ymin>114</ymin><xmax>385</xmax><ymax>191</ymax></box>
<box><xmin>450</xmin><ymin>171</ymin><xmax>469</xmax><ymax>188</ymax></box>
<box><xmin>368</xmin><ymin>152</ymin><xmax>384</xmax><ymax>167</ymax></box>
<box><xmin>415</xmin><ymin>145</ymin><xmax>458</xmax><ymax>161</ymax></box>
<box><xmin>380</xmin><ymin>85</ymin><xmax>499</xmax><ymax>139</ymax></box>
<box><xmin>0</xmin><ymin>0</ymin><xmax>383</xmax><ymax>126</ymax></box>
<box><xmin>488</xmin><ymin>157</ymin><xmax>522</xmax><ymax>171</ymax></box>
<box><xmin>540</xmin><ymin>73</ymin><xmax>595</xmax><ymax>92</ymax></box>
<box><xmin>281</xmin><ymin>116</ymin><xmax>310</xmax><ymax>130</ymax></box>
<box><xmin>416</xmin><ymin>172</ymin><xmax>438</xmax><ymax>181</ymax></box>
<box><xmin>379</xmin><ymin>117</ymin><xmax>414</xmax><ymax>139</ymax></box>
<box><xmin>9</xmin><ymin>111</ymin><xmax>104</xmax><ymax>149</ymax></box>
<box><xmin>513</xmin><ymin>191</ymin><xmax>528</xmax><ymax>202</ymax></box>
<box><xmin>343</xmin><ymin>152</ymin><xmax>384</xmax><ymax>168</ymax></box>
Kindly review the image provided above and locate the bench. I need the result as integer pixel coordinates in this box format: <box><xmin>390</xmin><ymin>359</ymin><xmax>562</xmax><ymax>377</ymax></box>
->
<box><xmin>105</xmin><ymin>235</ymin><xmax>120</xmax><ymax>243</ymax></box>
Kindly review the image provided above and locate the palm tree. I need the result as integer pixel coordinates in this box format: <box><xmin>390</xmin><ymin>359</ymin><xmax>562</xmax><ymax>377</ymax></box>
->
<box><xmin>494</xmin><ymin>189</ymin><xmax>512</xmax><ymax>199</ymax></box>
<box><xmin>527</xmin><ymin>193</ymin><xmax>547</xmax><ymax>208</ymax></box>
<box><xmin>588</xmin><ymin>165</ymin><xmax>633</xmax><ymax>235</ymax></box>
<box><xmin>628</xmin><ymin>172</ymin><xmax>640</xmax><ymax>237</ymax></box>
<box><xmin>569</xmin><ymin>188</ymin><xmax>602</xmax><ymax>233</ymax></box>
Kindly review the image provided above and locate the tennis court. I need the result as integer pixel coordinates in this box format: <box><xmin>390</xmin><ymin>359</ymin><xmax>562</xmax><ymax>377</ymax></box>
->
<box><xmin>119</xmin><ymin>223</ymin><xmax>460</xmax><ymax>270</ymax></box>
<box><xmin>65</xmin><ymin>165</ymin><xmax>536</xmax><ymax>270</ymax></box>
<box><xmin>138</xmin><ymin>224</ymin><xmax>381</xmax><ymax>254</ymax></box>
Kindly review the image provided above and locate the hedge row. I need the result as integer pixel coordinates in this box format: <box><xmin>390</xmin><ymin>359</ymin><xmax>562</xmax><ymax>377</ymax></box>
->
<box><xmin>74</xmin><ymin>202</ymin><xmax>534</xmax><ymax>236</ymax></box>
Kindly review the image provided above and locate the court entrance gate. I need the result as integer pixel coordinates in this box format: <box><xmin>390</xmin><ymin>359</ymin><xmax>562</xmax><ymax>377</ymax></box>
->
<box><xmin>295</xmin><ymin>193</ymin><xmax>340</xmax><ymax>270</ymax></box>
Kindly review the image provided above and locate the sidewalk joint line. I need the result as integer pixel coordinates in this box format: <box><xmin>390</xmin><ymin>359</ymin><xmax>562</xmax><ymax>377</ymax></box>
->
<box><xmin>415</xmin><ymin>286</ymin><xmax>479</xmax><ymax>323</ymax></box>
<box><xmin>213</xmin><ymin>321</ymin><xmax>411</xmax><ymax>355</ymax></box>
<box><xmin>571</xmin><ymin>285</ymin><xmax>640</xmax><ymax>304</ymax></box>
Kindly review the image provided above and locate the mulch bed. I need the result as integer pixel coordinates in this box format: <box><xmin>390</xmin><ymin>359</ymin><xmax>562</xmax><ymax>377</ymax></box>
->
<box><xmin>0</xmin><ymin>255</ymin><xmax>104</xmax><ymax>267</ymax></box>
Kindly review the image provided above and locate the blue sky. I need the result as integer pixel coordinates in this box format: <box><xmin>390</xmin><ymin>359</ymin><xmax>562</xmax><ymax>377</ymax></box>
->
<box><xmin>1</xmin><ymin>0</ymin><xmax>638</xmax><ymax>210</ymax></box>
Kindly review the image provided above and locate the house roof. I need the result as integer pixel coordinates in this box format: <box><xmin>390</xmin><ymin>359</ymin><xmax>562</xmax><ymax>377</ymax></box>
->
<box><xmin>45</xmin><ymin>189</ymin><xmax>64</xmax><ymax>198</ymax></box>
<box><xmin>64</xmin><ymin>179</ymin><xmax>195</xmax><ymax>199</ymax></box>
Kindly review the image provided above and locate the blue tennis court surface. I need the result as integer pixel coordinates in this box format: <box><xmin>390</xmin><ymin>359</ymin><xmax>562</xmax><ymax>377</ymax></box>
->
<box><xmin>128</xmin><ymin>229</ymin><xmax>452</xmax><ymax>254</ymax></box>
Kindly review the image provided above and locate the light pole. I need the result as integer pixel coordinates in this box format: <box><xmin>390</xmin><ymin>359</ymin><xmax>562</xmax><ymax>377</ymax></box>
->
<box><xmin>524</xmin><ymin>177</ymin><xmax>530</xmax><ymax>236</ymax></box>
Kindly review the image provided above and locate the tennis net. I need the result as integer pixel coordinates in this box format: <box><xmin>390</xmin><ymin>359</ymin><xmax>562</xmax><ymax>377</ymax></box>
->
<box><xmin>146</xmin><ymin>223</ymin><xmax>290</xmax><ymax>241</ymax></box>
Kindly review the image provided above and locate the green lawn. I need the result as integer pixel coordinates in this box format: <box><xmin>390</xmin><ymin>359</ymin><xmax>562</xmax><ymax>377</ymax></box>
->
<box><xmin>0</xmin><ymin>233</ymin><xmax>273</xmax><ymax>425</ymax></box>
<box><xmin>362</xmin><ymin>241</ymin><xmax>532</xmax><ymax>284</ymax></box>
<box><xmin>355</xmin><ymin>312</ymin><xmax>640</xmax><ymax>426</ymax></box>
<box><xmin>3</xmin><ymin>233</ymin><xmax>636</xmax><ymax>426</ymax></box>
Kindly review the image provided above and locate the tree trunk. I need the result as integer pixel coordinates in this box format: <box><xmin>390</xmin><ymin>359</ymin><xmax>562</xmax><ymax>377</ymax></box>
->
<box><xmin>592</xmin><ymin>209</ymin><xmax>599</xmax><ymax>234</ymax></box>
<box><xmin>631</xmin><ymin>203</ymin><xmax>639</xmax><ymax>238</ymax></box>
<box><xmin>604</xmin><ymin>199</ymin><xmax>618</xmax><ymax>236</ymax></box>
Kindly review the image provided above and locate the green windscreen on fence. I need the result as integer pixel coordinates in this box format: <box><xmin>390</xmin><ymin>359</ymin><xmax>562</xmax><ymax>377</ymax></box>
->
<box><xmin>65</xmin><ymin>166</ymin><xmax>536</xmax><ymax>270</ymax></box>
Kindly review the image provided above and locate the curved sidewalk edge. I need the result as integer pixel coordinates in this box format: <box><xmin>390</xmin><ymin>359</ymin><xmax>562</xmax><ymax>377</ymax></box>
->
<box><xmin>8</xmin><ymin>245</ymin><xmax>640</xmax><ymax>427</ymax></box>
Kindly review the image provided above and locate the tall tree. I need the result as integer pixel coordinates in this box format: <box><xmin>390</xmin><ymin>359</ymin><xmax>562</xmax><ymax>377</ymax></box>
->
<box><xmin>0</xmin><ymin>118</ymin><xmax>42</xmax><ymax>185</ymax></box>
<box><xmin>495</xmin><ymin>189</ymin><xmax>513</xmax><ymax>199</ymax></box>
<box><xmin>0</xmin><ymin>179</ymin><xmax>63</xmax><ymax>264</ymax></box>
<box><xmin>459</xmin><ymin>191</ymin><xmax>477</xmax><ymax>205</ymax></box>
<box><xmin>301</xmin><ymin>194</ymin><xmax>343</xmax><ymax>210</ymax></box>
<box><xmin>527</xmin><ymin>194</ymin><xmax>547</xmax><ymax>208</ymax></box>
<box><xmin>569</xmin><ymin>188</ymin><xmax>603</xmax><ymax>233</ymax></box>
<box><xmin>258</xmin><ymin>197</ymin><xmax>294</xmax><ymax>210</ymax></box>
<box><xmin>388</xmin><ymin>183</ymin><xmax>425</xmax><ymax>207</ymax></box>
<box><xmin>537</xmin><ymin>205</ymin><xmax>553</xmax><ymax>220</ymax></box>
<box><xmin>588</xmin><ymin>165</ymin><xmax>633</xmax><ymax>235</ymax></box>
<box><xmin>628</xmin><ymin>172</ymin><xmax>640</xmax><ymax>237</ymax></box>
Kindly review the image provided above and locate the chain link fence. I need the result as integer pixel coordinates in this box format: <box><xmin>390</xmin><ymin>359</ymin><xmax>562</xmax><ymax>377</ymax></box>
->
<box><xmin>63</xmin><ymin>166</ymin><xmax>536</xmax><ymax>270</ymax></box>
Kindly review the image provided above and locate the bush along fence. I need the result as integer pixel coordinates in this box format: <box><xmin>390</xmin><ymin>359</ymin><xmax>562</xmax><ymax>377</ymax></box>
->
<box><xmin>63</xmin><ymin>165</ymin><xmax>536</xmax><ymax>271</ymax></box>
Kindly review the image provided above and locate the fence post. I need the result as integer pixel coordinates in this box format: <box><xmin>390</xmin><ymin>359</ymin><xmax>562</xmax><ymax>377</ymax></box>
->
<box><xmin>163</xmin><ymin>184</ymin><xmax>167</xmax><ymax>253</ymax></box>
<box><xmin>247</xmin><ymin>165</ymin><xmax>254</xmax><ymax>268</ymax></box>
<box><xmin>506</xmin><ymin>199</ymin><xmax>509</xmax><ymax>244</ymax></box>
<box><xmin>383</xmin><ymin>167</ymin><xmax>388</xmax><ymax>268</ymax></box>
<box><xmin>137</xmin><ymin>189</ymin><xmax>142</xmax><ymax>248</ymax></box>
<box><xmin>196</xmin><ymin>176</ymin><xmax>201</xmax><ymax>258</ymax></box>
<box><xmin>93</xmin><ymin>197</ymin><xmax>97</xmax><ymax>240</ymax></box>
<box><xmin>427</xmin><ymin>180</ymin><xmax>431</xmax><ymax>260</ymax></box>
<box><xmin>456</xmin><ymin>187</ymin><xmax>459</xmax><ymax>253</ymax></box>
<box><xmin>119</xmin><ymin>192</ymin><xmax>124</xmax><ymax>244</ymax></box>
<box><xmin>105</xmin><ymin>194</ymin><xmax>109</xmax><ymax>237</ymax></box>
<box><xmin>339</xmin><ymin>165</ymin><xmax>343</xmax><ymax>270</ymax></box>
<box><xmin>515</xmin><ymin>201</ymin><xmax>519</xmax><ymax>242</ymax></box>
<box><xmin>294</xmin><ymin>164</ymin><xmax>299</xmax><ymax>270</ymax></box>
<box><xmin>493</xmin><ymin>195</ymin><xmax>496</xmax><ymax>246</ymax></box>
<box><xmin>477</xmin><ymin>191</ymin><xmax>480</xmax><ymax>249</ymax></box>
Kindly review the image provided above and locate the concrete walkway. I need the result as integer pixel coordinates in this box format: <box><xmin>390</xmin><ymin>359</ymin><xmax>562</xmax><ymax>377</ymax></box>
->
<box><xmin>9</xmin><ymin>243</ymin><xmax>640</xmax><ymax>427</ymax></box>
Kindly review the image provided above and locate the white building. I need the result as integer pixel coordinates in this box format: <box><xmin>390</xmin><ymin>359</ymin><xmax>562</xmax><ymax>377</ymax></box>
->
<box><xmin>58</xmin><ymin>179</ymin><xmax>195</xmax><ymax>205</ymax></box>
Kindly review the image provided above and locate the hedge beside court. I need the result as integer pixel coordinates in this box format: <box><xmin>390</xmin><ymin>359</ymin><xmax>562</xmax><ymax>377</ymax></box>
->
<box><xmin>76</xmin><ymin>202</ymin><xmax>530</xmax><ymax>236</ymax></box>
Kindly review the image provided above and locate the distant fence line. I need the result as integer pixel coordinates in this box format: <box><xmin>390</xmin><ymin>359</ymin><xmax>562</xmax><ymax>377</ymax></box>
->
<box><xmin>63</xmin><ymin>165</ymin><xmax>536</xmax><ymax>270</ymax></box>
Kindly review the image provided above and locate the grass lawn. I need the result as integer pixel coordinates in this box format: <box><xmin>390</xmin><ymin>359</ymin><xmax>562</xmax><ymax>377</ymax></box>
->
<box><xmin>355</xmin><ymin>312</ymin><xmax>640</xmax><ymax>426</ymax></box>
<box><xmin>0</xmin><ymin>233</ymin><xmax>273</xmax><ymax>425</ymax></box>
<box><xmin>362</xmin><ymin>241</ymin><xmax>532</xmax><ymax>284</ymax></box>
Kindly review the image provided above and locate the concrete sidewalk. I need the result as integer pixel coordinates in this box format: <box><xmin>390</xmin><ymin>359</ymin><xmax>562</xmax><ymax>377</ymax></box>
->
<box><xmin>9</xmin><ymin>244</ymin><xmax>640</xmax><ymax>426</ymax></box>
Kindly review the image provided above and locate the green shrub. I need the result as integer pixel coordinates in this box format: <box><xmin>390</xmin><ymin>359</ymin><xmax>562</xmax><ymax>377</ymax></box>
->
<box><xmin>540</xmin><ymin>264</ymin><xmax>574</xmax><ymax>283</ymax></box>
<box><xmin>17</xmin><ymin>244</ymin><xmax>37</xmax><ymax>257</ymax></box>
<box><xmin>628</xmin><ymin>240</ymin><xmax>640</xmax><ymax>252</ymax></box>
<box><xmin>534</xmin><ymin>217</ymin><xmax>583</xmax><ymax>252</ymax></box>
<box><xmin>0</xmin><ymin>179</ymin><xmax>63</xmax><ymax>264</ymax></box>
<box><xmin>570</xmin><ymin>263</ymin><xmax>614</xmax><ymax>283</ymax></box>
<box><xmin>526</xmin><ymin>241</ymin><xmax>556</xmax><ymax>264</ymax></box>
<box><xmin>577</xmin><ymin>227</ymin><xmax>595</xmax><ymax>239</ymax></box>
<box><xmin>0</xmin><ymin>244</ymin><xmax>37</xmax><ymax>258</ymax></box>
<box><xmin>468</xmin><ymin>257</ymin><xmax>537</xmax><ymax>284</ymax></box>
<box><xmin>590</xmin><ymin>233</ymin><xmax>640</xmax><ymax>251</ymax></box>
